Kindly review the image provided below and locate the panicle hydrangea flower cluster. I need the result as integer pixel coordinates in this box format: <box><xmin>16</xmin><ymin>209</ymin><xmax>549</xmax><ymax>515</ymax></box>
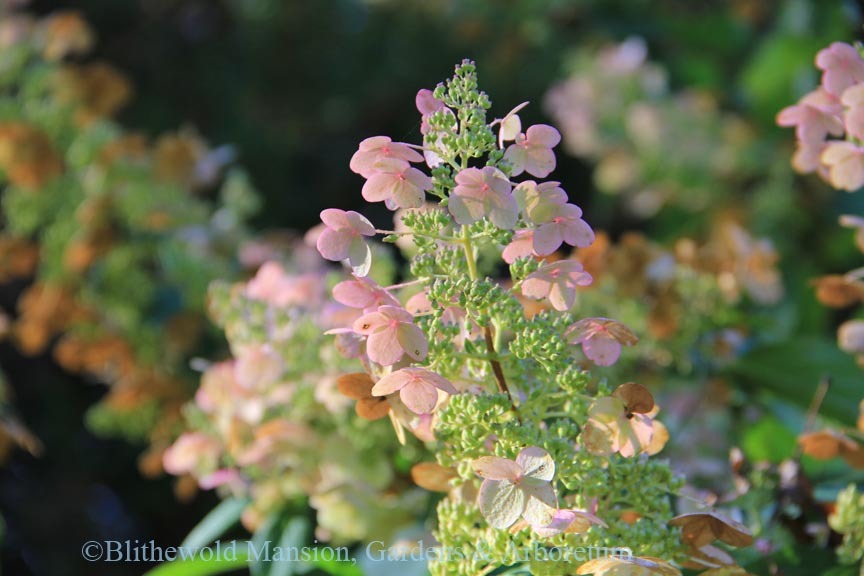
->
<box><xmin>777</xmin><ymin>42</ymin><xmax>864</xmax><ymax>190</ymax></box>
<box><xmin>778</xmin><ymin>41</ymin><xmax>864</xmax><ymax>367</ymax></box>
<box><xmin>777</xmin><ymin>41</ymin><xmax>864</xmax><ymax>572</ymax></box>
<box><xmin>163</xmin><ymin>247</ymin><xmax>427</xmax><ymax>542</ymax></box>
<box><xmin>314</xmin><ymin>60</ymin><xmax>756</xmax><ymax>575</ymax></box>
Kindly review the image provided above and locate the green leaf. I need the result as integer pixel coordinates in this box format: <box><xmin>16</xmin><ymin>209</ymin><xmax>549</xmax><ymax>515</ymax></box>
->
<box><xmin>141</xmin><ymin>545</ymin><xmax>249</xmax><ymax>576</ymax></box>
<box><xmin>181</xmin><ymin>498</ymin><xmax>249</xmax><ymax>550</ymax></box>
<box><xmin>741</xmin><ymin>416</ymin><xmax>796</xmax><ymax>464</ymax></box>
<box><xmin>268</xmin><ymin>517</ymin><xmax>308</xmax><ymax>576</ymax></box>
<box><xmin>729</xmin><ymin>337</ymin><xmax>861</xmax><ymax>427</ymax></box>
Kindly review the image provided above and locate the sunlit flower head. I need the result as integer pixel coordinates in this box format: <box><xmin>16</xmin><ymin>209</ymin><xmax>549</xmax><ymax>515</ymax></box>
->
<box><xmin>567</xmin><ymin>317</ymin><xmax>639</xmax><ymax>366</ymax></box>
<box><xmin>352</xmin><ymin>305</ymin><xmax>428</xmax><ymax>365</ymax></box>
<box><xmin>521</xmin><ymin>259</ymin><xmax>593</xmax><ymax>311</ymax></box>
<box><xmin>349</xmin><ymin>136</ymin><xmax>424</xmax><ymax>178</ymax></box>
<box><xmin>332</xmin><ymin>275</ymin><xmax>400</xmax><ymax>312</ymax></box>
<box><xmin>472</xmin><ymin>447</ymin><xmax>557</xmax><ymax>529</ymax></box>
<box><xmin>316</xmin><ymin>208</ymin><xmax>376</xmax><ymax>276</ymax></box>
<box><xmin>449</xmin><ymin>166</ymin><xmax>518</xmax><ymax>229</ymax></box>
<box><xmin>503</xmin><ymin>124</ymin><xmax>561</xmax><ymax>178</ymax></box>
<box><xmin>371</xmin><ymin>367</ymin><xmax>457</xmax><ymax>415</ymax></box>
<box><xmin>582</xmin><ymin>383</ymin><xmax>661</xmax><ymax>457</ymax></box>
<box><xmin>361</xmin><ymin>158</ymin><xmax>432</xmax><ymax>210</ymax></box>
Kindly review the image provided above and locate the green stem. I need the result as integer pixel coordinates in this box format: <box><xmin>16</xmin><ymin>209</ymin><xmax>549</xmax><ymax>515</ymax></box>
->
<box><xmin>460</xmin><ymin>225</ymin><xmax>520</xmax><ymax>420</ymax></box>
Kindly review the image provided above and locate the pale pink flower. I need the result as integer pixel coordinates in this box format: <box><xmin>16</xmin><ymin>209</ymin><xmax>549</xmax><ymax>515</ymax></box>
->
<box><xmin>234</xmin><ymin>344</ymin><xmax>283</xmax><ymax>389</ymax></box>
<box><xmin>581</xmin><ymin>384</ymin><xmax>657</xmax><ymax>458</ymax></box>
<box><xmin>361</xmin><ymin>157</ymin><xmax>432</xmax><ymax>210</ymax></box>
<box><xmin>842</xmin><ymin>84</ymin><xmax>864</xmax><ymax>140</ymax></box>
<box><xmin>245</xmin><ymin>263</ymin><xmax>323</xmax><ymax>308</ymax></box>
<box><xmin>816</xmin><ymin>42</ymin><xmax>864</xmax><ymax>97</ymax></box>
<box><xmin>317</xmin><ymin>301</ymin><xmax>362</xmax><ymax>330</ymax></box>
<box><xmin>353</xmin><ymin>305</ymin><xmax>428</xmax><ymax>365</ymax></box>
<box><xmin>416</xmin><ymin>89</ymin><xmax>446</xmax><ymax>134</ymax></box>
<box><xmin>416</xmin><ymin>90</ymin><xmax>453</xmax><ymax>168</ymax></box>
<box><xmin>533</xmin><ymin>203</ymin><xmax>594</xmax><ymax>256</ymax></box>
<box><xmin>792</xmin><ymin>142</ymin><xmax>825</xmax><ymax>174</ymax></box>
<box><xmin>493</xmin><ymin>101</ymin><xmax>529</xmax><ymax>148</ymax></box>
<box><xmin>332</xmin><ymin>275</ymin><xmax>399</xmax><ymax>312</ymax></box>
<box><xmin>821</xmin><ymin>141</ymin><xmax>864</xmax><ymax>191</ymax></box>
<box><xmin>472</xmin><ymin>447</ymin><xmax>557</xmax><ymax>529</ymax></box>
<box><xmin>513</xmin><ymin>180</ymin><xmax>568</xmax><ymax>224</ymax></box>
<box><xmin>521</xmin><ymin>259</ymin><xmax>593</xmax><ymax>311</ymax></box>
<box><xmin>316</xmin><ymin>208</ymin><xmax>376</xmax><ymax>276</ymax></box>
<box><xmin>349</xmin><ymin>136</ymin><xmax>423</xmax><ymax>178</ymax></box>
<box><xmin>199</xmin><ymin>469</ymin><xmax>243</xmax><ymax>490</ymax></box>
<box><xmin>531</xmin><ymin>508</ymin><xmax>606</xmax><ymax>537</ymax></box>
<box><xmin>838</xmin><ymin>320</ymin><xmax>864</xmax><ymax>355</ymax></box>
<box><xmin>776</xmin><ymin>88</ymin><xmax>843</xmax><ymax>144</ymax></box>
<box><xmin>371</xmin><ymin>367</ymin><xmax>457</xmax><ymax>414</ymax></box>
<box><xmin>503</xmin><ymin>124</ymin><xmax>561</xmax><ymax>178</ymax></box>
<box><xmin>449</xmin><ymin>166</ymin><xmax>518</xmax><ymax>229</ymax></box>
<box><xmin>194</xmin><ymin>361</ymin><xmax>236</xmax><ymax>413</ymax></box>
<box><xmin>502</xmin><ymin>229</ymin><xmax>538</xmax><ymax>264</ymax></box>
<box><xmin>235</xmin><ymin>420</ymin><xmax>310</xmax><ymax>467</ymax></box>
<box><xmin>163</xmin><ymin>432</ymin><xmax>221</xmax><ymax>476</ymax></box>
<box><xmin>566</xmin><ymin>318</ymin><xmax>639</xmax><ymax>366</ymax></box>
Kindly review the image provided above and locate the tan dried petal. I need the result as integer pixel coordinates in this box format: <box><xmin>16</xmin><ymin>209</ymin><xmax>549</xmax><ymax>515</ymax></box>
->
<box><xmin>798</xmin><ymin>429</ymin><xmax>864</xmax><ymax>468</ymax></box>
<box><xmin>336</xmin><ymin>372</ymin><xmax>390</xmax><ymax>420</ymax></box>
<box><xmin>811</xmin><ymin>275</ymin><xmax>864</xmax><ymax>308</ymax></box>
<box><xmin>336</xmin><ymin>372</ymin><xmax>375</xmax><ymax>399</ymax></box>
<box><xmin>682</xmin><ymin>544</ymin><xmax>735</xmax><ymax>569</ymax></box>
<box><xmin>669</xmin><ymin>511</ymin><xmax>754</xmax><ymax>548</ymax></box>
<box><xmin>858</xmin><ymin>400</ymin><xmax>864</xmax><ymax>434</ymax></box>
<box><xmin>411</xmin><ymin>462</ymin><xmax>457</xmax><ymax>492</ymax></box>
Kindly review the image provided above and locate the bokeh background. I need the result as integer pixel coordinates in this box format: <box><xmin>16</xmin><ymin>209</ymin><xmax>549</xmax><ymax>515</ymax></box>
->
<box><xmin>2</xmin><ymin>0</ymin><xmax>864</xmax><ymax>575</ymax></box>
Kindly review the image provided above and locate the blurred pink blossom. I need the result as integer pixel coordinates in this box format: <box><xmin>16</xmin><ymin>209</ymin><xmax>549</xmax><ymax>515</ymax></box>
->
<box><xmin>821</xmin><ymin>141</ymin><xmax>864</xmax><ymax>191</ymax></box>
<box><xmin>816</xmin><ymin>42</ymin><xmax>864</xmax><ymax>97</ymax></box>
<box><xmin>163</xmin><ymin>432</ymin><xmax>221</xmax><ymax>476</ymax></box>
<box><xmin>776</xmin><ymin>88</ymin><xmax>843</xmax><ymax>144</ymax></box>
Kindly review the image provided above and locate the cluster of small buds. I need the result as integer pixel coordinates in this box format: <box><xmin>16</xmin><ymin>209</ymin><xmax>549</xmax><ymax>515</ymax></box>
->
<box><xmin>777</xmin><ymin>42</ymin><xmax>864</xmax><ymax>190</ymax></box>
<box><xmin>313</xmin><ymin>60</ymin><xmax>704</xmax><ymax>575</ymax></box>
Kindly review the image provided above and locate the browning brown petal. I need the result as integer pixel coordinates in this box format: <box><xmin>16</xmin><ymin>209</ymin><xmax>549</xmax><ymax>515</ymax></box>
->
<box><xmin>613</xmin><ymin>382</ymin><xmax>655</xmax><ymax>414</ymax></box>
<box><xmin>669</xmin><ymin>511</ymin><xmax>754</xmax><ymax>548</ymax></box>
